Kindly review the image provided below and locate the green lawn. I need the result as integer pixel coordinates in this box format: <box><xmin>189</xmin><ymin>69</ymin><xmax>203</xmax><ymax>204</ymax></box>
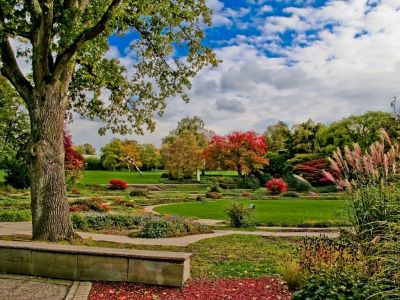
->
<box><xmin>155</xmin><ymin>198</ymin><xmax>348</xmax><ymax>226</ymax></box>
<box><xmin>80</xmin><ymin>170</ymin><xmax>164</xmax><ymax>184</ymax></box>
<box><xmin>80</xmin><ymin>170</ymin><xmax>238</xmax><ymax>185</ymax></box>
<box><xmin>67</xmin><ymin>234</ymin><xmax>298</xmax><ymax>279</ymax></box>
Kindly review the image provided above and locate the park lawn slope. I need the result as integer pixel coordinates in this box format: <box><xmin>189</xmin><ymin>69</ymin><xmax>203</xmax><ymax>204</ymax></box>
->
<box><xmin>155</xmin><ymin>198</ymin><xmax>348</xmax><ymax>227</ymax></box>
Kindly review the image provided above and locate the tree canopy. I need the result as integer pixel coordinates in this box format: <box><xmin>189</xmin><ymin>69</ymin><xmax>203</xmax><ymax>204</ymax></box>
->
<box><xmin>0</xmin><ymin>0</ymin><xmax>218</xmax><ymax>135</ymax></box>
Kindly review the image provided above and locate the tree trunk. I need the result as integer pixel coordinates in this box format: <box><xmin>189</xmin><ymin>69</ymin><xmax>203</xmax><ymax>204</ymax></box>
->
<box><xmin>29</xmin><ymin>82</ymin><xmax>74</xmax><ymax>241</ymax></box>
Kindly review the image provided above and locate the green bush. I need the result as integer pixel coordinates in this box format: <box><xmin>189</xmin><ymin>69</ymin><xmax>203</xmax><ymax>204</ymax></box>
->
<box><xmin>71</xmin><ymin>212</ymin><xmax>147</xmax><ymax>230</ymax></box>
<box><xmin>293</xmin><ymin>270</ymin><xmax>379</xmax><ymax>300</ymax></box>
<box><xmin>84</xmin><ymin>156</ymin><xmax>102</xmax><ymax>170</ymax></box>
<box><xmin>4</xmin><ymin>160</ymin><xmax>30</xmax><ymax>189</ymax></box>
<box><xmin>281</xmin><ymin>191</ymin><xmax>300</xmax><ymax>198</ymax></box>
<box><xmin>208</xmin><ymin>184</ymin><xmax>221</xmax><ymax>193</ymax></box>
<box><xmin>237</xmin><ymin>176</ymin><xmax>260</xmax><ymax>190</ymax></box>
<box><xmin>0</xmin><ymin>209</ymin><xmax>31</xmax><ymax>222</ymax></box>
<box><xmin>138</xmin><ymin>217</ymin><xmax>211</xmax><ymax>238</ymax></box>
<box><xmin>285</xmin><ymin>174</ymin><xmax>314</xmax><ymax>192</ymax></box>
<box><xmin>160</xmin><ymin>172</ymin><xmax>170</xmax><ymax>179</ymax></box>
<box><xmin>225</xmin><ymin>203</ymin><xmax>254</xmax><ymax>228</ymax></box>
<box><xmin>129</xmin><ymin>189</ymin><xmax>148</xmax><ymax>197</ymax></box>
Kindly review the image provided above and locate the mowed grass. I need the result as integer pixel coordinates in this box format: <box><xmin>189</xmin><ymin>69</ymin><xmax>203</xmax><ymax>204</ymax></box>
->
<box><xmin>155</xmin><ymin>198</ymin><xmax>349</xmax><ymax>226</ymax></box>
<box><xmin>80</xmin><ymin>170</ymin><xmax>164</xmax><ymax>184</ymax></box>
<box><xmin>67</xmin><ymin>235</ymin><xmax>298</xmax><ymax>279</ymax></box>
<box><xmin>80</xmin><ymin>170</ymin><xmax>238</xmax><ymax>185</ymax></box>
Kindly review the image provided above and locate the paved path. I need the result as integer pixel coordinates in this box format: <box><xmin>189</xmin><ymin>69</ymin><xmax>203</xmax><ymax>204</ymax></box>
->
<box><xmin>0</xmin><ymin>274</ymin><xmax>72</xmax><ymax>300</ymax></box>
<box><xmin>0</xmin><ymin>222</ymin><xmax>339</xmax><ymax>247</ymax></box>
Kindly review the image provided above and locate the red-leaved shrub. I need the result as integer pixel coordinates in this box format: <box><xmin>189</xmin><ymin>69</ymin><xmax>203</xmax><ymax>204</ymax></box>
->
<box><xmin>109</xmin><ymin>179</ymin><xmax>128</xmax><ymax>190</ymax></box>
<box><xmin>293</xmin><ymin>158</ymin><xmax>334</xmax><ymax>185</ymax></box>
<box><xmin>266</xmin><ymin>178</ymin><xmax>287</xmax><ymax>194</ymax></box>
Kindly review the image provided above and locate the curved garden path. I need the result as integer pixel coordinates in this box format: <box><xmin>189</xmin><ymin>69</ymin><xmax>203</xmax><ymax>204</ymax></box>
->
<box><xmin>0</xmin><ymin>222</ymin><xmax>339</xmax><ymax>247</ymax></box>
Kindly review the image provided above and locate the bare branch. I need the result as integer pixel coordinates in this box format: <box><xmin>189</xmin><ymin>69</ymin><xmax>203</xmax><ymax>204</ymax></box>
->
<box><xmin>0</xmin><ymin>38</ymin><xmax>33</xmax><ymax>104</ymax></box>
<box><xmin>53</xmin><ymin>0</ymin><xmax>122</xmax><ymax>78</ymax></box>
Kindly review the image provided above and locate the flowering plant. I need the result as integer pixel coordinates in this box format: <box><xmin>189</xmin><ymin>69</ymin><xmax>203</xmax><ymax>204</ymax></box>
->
<box><xmin>109</xmin><ymin>179</ymin><xmax>129</xmax><ymax>190</ymax></box>
<box><xmin>266</xmin><ymin>178</ymin><xmax>287</xmax><ymax>194</ymax></box>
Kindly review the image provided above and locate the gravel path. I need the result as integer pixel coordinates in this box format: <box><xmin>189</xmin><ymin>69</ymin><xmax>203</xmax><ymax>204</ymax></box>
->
<box><xmin>0</xmin><ymin>274</ymin><xmax>72</xmax><ymax>300</ymax></box>
<box><xmin>0</xmin><ymin>222</ymin><xmax>338</xmax><ymax>246</ymax></box>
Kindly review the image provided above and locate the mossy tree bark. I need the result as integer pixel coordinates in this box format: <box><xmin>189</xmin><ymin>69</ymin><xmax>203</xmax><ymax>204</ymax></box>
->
<box><xmin>29</xmin><ymin>79</ymin><xmax>75</xmax><ymax>241</ymax></box>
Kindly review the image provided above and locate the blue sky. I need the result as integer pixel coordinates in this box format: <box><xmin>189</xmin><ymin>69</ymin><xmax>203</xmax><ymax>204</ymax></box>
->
<box><xmin>69</xmin><ymin>0</ymin><xmax>400</xmax><ymax>150</ymax></box>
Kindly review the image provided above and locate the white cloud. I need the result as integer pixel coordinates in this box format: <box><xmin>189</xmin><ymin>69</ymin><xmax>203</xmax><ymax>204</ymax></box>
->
<box><xmin>69</xmin><ymin>0</ymin><xmax>400</xmax><ymax>150</ymax></box>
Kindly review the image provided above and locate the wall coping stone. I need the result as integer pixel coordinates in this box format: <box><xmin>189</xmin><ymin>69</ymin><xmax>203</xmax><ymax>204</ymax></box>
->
<box><xmin>0</xmin><ymin>240</ymin><xmax>191</xmax><ymax>262</ymax></box>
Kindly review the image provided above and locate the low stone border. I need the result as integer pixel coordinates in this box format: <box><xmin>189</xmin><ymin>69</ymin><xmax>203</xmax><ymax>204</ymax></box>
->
<box><xmin>0</xmin><ymin>240</ymin><xmax>191</xmax><ymax>287</ymax></box>
<box><xmin>65</xmin><ymin>281</ymin><xmax>92</xmax><ymax>300</ymax></box>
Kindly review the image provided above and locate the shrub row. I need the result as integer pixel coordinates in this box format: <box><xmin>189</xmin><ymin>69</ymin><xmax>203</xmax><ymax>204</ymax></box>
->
<box><xmin>71</xmin><ymin>213</ymin><xmax>212</xmax><ymax>239</ymax></box>
<box><xmin>0</xmin><ymin>210</ymin><xmax>31</xmax><ymax>222</ymax></box>
<box><xmin>137</xmin><ymin>217</ymin><xmax>212</xmax><ymax>238</ymax></box>
<box><xmin>71</xmin><ymin>212</ymin><xmax>148</xmax><ymax>230</ymax></box>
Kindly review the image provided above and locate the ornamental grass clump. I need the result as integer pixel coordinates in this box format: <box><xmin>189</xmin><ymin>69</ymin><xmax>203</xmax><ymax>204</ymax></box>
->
<box><xmin>225</xmin><ymin>203</ymin><xmax>254</xmax><ymax>228</ymax></box>
<box><xmin>323</xmin><ymin>129</ymin><xmax>400</xmax><ymax>191</ymax></box>
<box><xmin>296</xmin><ymin>128</ymin><xmax>400</xmax><ymax>299</ymax></box>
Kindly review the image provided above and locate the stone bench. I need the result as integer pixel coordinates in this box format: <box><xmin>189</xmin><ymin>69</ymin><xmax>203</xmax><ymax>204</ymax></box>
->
<box><xmin>0</xmin><ymin>240</ymin><xmax>191</xmax><ymax>287</ymax></box>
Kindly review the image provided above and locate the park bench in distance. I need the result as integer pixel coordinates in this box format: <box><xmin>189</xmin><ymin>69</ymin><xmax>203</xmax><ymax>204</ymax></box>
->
<box><xmin>0</xmin><ymin>240</ymin><xmax>191</xmax><ymax>287</ymax></box>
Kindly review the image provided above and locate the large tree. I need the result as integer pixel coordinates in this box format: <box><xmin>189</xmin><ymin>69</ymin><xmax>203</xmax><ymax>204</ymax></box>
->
<box><xmin>204</xmin><ymin>131</ymin><xmax>268</xmax><ymax>176</ymax></box>
<box><xmin>161</xmin><ymin>132</ymin><xmax>202</xmax><ymax>180</ymax></box>
<box><xmin>163</xmin><ymin>116</ymin><xmax>210</xmax><ymax>147</ymax></box>
<box><xmin>264</xmin><ymin>121</ymin><xmax>291</xmax><ymax>152</ymax></box>
<box><xmin>0</xmin><ymin>1</ymin><xmax>217</xmax><ymax>240</ymax></box>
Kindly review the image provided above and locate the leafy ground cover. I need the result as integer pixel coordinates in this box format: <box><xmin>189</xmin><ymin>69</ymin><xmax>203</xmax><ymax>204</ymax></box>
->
<box><xmin>155</xmin><ymin>199</ymin><xmax>348</xmax><ymax>227</ymax></box>
<box><xmin>89</xmin><ymin>277</ymin><xmax>291</xmax><ymax>300</ymax></box>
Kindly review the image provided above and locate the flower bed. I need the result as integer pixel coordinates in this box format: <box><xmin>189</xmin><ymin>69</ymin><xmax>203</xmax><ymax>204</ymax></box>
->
<box><xmin>89</xmin><ymin>277</ymin><xmax>291</xmax><ymax>300</ymax></box>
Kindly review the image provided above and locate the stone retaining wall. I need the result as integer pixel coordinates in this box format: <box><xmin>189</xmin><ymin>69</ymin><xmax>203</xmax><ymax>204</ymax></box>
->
<box><xmin>0</xmin><ymin>240</ymin><xmax>191</xmax><ymax>287</ymax></box>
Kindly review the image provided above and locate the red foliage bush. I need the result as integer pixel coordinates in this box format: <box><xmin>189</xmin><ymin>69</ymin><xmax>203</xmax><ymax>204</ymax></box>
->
<box><xmin>293</xmin><ymin>158</ymin><xmax>331</xmax><ymax>185</ymax></box>
<box><xmin>266</xmin><ymin>178</ymin><xmax>287</xmax><ymax>194</ymax></box>
<box><xmin>109</xmin><ymin>179</ymin><xmax>128</xmax><ymax>190</ymax></box>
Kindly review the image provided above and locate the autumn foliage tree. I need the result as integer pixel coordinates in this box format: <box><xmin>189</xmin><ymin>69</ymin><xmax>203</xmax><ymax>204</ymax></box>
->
<box><xmin>204</xmin><ymin>131</ymin><xmax>269</xmax><ymax>176</ymax></box>
<box><xmin>64</xmin><ymin>130</ymin><xmax>84</xmax><ymax>184</ymax></box>
<box><xmin>101</xmin><ymin>139</ymin><xmax>142</xmax><ymax>172</ymax></box>
<box><xmin>161</xmin><ymin>132</ymin><xmax>203</xmax><ymax>180</ymax></box>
